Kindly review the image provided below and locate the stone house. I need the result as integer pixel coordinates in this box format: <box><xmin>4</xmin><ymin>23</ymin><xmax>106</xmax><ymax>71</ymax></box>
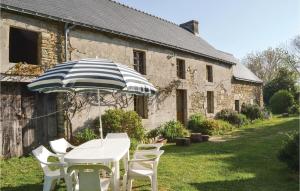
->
<box><xmin>0</xmin><ymin>0</ymin><xmax>262</xmax><ymax>157</ymax></box>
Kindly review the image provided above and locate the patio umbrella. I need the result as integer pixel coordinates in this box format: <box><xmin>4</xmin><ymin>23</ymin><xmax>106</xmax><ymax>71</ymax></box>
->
<box><xmin>27</xmin><ymin>58</ymin><xmax>156</xmax><ymax>139</ymax></box>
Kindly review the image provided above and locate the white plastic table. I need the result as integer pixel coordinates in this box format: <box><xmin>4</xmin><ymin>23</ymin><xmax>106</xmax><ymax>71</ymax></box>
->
<box><xmin>64</xmin><ymin>133</ymin><xmax>130</xmax><ymax>191</ymax></box>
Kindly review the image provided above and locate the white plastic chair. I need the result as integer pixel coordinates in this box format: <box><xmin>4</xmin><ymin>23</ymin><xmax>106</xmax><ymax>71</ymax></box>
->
<box><xmin>123</xmin><ymin>150</ymin><xmax>164</xmax><ymax>191</ymax></box>
<box><xmin>50</xmin><ymin>138</ymin><xmax>76</xmax><ymax>156</ymax></box>
<box><xmin>32</xmin><ymin>145</ymin><xmax>66</xmax><ymax>191</ymax></box>
<box><xmin>67</xmin><ymin>164</ymin><xmax>113</xmax><ymax>191</ymax></box>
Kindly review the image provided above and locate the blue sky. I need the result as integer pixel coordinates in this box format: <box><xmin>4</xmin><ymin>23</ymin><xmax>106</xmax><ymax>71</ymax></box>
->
<box><xmin>116</xmin><ymin>0</ymin><xmax>300</xmax><ymax>59</ymax></box>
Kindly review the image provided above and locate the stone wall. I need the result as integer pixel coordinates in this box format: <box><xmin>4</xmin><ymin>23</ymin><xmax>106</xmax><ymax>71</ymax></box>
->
<box><xmin>232</xmin><ymin>79</ymin><xmax>263</xmax><ymax>108</ymax></box>
<box><xmin>0</xmin><ymin>11</ymin><xmax>65</xmax><ymax>73</ymax></box>
<box><xmin>1</xmin><ymin>11</ymin><xmax>236</xmax><ymax>132</ymax></box>
<box><xmin>0</xmin><ymin>11</ymin><xmax>65</xmax><ymax>137</ymax></box>
<box><xmin>68</xmin><ymin>27</ymin><xmax>234</xmax><ymax>126</ymax></box>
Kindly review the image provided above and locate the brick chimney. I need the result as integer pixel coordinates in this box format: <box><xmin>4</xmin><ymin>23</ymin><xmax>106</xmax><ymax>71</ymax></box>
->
<box><xmin>180</xmin><ymin>20</ymin><xmax>199</xmax><ymax>35</ymax></box>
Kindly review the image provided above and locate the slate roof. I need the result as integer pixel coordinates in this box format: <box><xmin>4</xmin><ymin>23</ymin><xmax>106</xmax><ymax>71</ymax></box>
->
<box><xmin>0</xmin><ymin>0</ymin><xmax>238</xmax><ymax>64</ymax></box>
<box><xmin>233</xmin><ymin>62</ymin><xmax>263</xmax><ymax>83</ymax></box>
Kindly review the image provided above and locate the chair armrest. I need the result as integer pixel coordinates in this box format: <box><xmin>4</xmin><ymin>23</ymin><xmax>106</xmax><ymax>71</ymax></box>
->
<box><xmin>134</xmin><ymin>150</ymin><xmax>164</xmax><ymax>161</ymax></box>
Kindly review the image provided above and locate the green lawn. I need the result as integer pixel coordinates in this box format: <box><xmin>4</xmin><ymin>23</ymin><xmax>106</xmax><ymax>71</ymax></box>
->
<box><xmin>1</xmin><ymin>116</ymin><xmax>299</xmax><ymax>191</ymax></box>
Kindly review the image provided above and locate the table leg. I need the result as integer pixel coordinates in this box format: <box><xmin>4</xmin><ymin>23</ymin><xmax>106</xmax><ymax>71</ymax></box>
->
<box><xmin>65</xmin><ymin>175</ymin><xmax>72</xmax><ymax>191</ymax></box>
<box><xmin>63</xmin><ymin>168</ymin><xmax>73</xmax><ymax>191</ymax></box>
<box><xmin>113</xmin><ymin>160</ymin><xmax>120</xmax><ymax>191</ymax></box>
<box><xmin>123</xmin><ymin>151</ymin><xmax>129</xmax><ymax>172</ymax></box>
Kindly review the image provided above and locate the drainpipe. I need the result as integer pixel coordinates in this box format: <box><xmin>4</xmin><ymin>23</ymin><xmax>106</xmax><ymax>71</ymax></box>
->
<box><xmin>64</xmin><ymin>23</ymin><xmax>75</xmax><ymax>61</ymax></box>
<box><xmin>58</xmin><ymin>23</ymin><xmax>75</xmax><ymax>139</ymax></box>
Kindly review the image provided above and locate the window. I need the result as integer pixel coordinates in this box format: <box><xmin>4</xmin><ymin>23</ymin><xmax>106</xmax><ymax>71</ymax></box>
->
<box><xmin>206</xmin><ymin>65</ymin><xmax>213</xmax><ymax>82</ymax></box>
<box><xmin>235</xmin><ymin>100</ymin><xmax>240</xmax><ymax>112</ymax></box>
<box><xmin>133</xmin><ymin>50</ymin><xmax>146</xmax><ymax>75</ymax></box>
<box><xmin>9</xmin><ymin>27</ymin><xmax>39</xmax><ymax>65</ymax></box>
<box><xmin>207</xmin><ymin>91</ymin><xmax>214</xmax><ymax>113</ymax></box>
<box><xmin>176</xmin><ymin>59</ymin><xmax>185</xmax><ymax>79</ymax></box>
<box><xmin>134</xmin><ymin>95</ymin><xmax>148</xmax><ymax>119</ymax></box>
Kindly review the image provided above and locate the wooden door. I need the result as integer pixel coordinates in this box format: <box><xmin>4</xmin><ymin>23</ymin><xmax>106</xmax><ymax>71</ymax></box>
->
<box><xmin>176</xmin><ymin>90</ymin><xmax>187</xmax><ymax>125</ymax></box>
<box><xmin>0</xmin><ymin>82</ymin><xmax>58</xmax><ymax>157</ymax></box>
<box><xmin>0</xmin><ymin>83</ymin><xmax>23</xmax><ymax>157</ymax></box>
<box><xmin>21</xmin><ymin>85</ymin><xmax>57</xmax><ymax>154</ymax></box>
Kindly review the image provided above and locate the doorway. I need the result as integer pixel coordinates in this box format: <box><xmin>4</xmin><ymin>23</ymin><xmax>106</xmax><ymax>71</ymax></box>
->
<box><xmin>176</xmin><ymin>89</ymin><xmax>187</xmax><ymax>125</ymax></box>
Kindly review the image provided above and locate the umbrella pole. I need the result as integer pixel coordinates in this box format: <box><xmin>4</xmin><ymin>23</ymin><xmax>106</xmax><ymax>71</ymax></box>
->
<box><xmin>98</xmin><ymin>89</ymin><xmax>103</xmax><ymax>139</ymax></box>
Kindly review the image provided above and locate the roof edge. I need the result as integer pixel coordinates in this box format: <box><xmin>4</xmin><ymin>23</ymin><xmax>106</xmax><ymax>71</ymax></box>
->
<box><xmin>233</xmin><ymin>76</ymin><xmax>263</xmax><ymax>84</ymax></box>
<box><xmin>0</xmin><ymin>4</ymin><xmax>237</xmax><ymax>65</ymax></box>
<box><xmin>109</xmin><ymin>0</ymin><xmax>179</xmax><ymax>26</ymax></box>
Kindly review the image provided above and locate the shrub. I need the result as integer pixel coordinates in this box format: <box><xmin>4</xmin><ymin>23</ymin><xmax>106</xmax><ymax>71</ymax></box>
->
<box><xmin>99</xmin><ymin>109</ymin><xmax>123</xmax><ymax>134</ymax></box>
<box><xmin>241</xmin><ymin>103</ymin><xmax>263</xmax><ymax>121</ymax></box>
<box><xmin>261</xmin><ymin>107</ymin><xmax>272</xmax><ymax>119</ymax></box>
<box><xmin>74</xmin><ymin>128</ymin><xmax>98</xmax><ymax>144</ymax></box>
<box><xmin>130</xmin><ymin>138</ymin><xmax>139</xmax><ymax>150</ymax></box>
<box><xmin>215</xmin><ymin>120</ymin><xmax>235</xmax><ymax>135</ymax></box>
<box><xmin>193</xmin><ymin>119</ymin><xmax>234</xmax><ymax>135</ymax></box>
<box><xmin>95</xmin><ymin>109</ymin><xmax>145</xmax><ymax>141</ymax></box>
<box><xmin>215</xmin><ymin>109</ymin><xmax>249</xmax><ymax>127</ymax></box>
<box><xmin>146</xmin><ymin>127</ymin><xmax>161</xmax><ymax>139</ymax></box>
<box><xmin>288</xmin><ymin>104</ymin><xmax>300</xmax><ymax>115</ymax></box>
<box><xmin>270</xmin><ymin>90</ymin><xmax>294</xmax><ymax>114</ymax></box>
<box><xmin>187</xmin><ymin>113</ymin><xmax>205</xmax><ymax>132</ymax></box>
<box><xmin>160</xmin><ymin>120</ymin><xmax>189</xmax><ymax>141</ymax></box>
<box><xmin>122</xmin><ymin>110</ymin><xmax>145</xmax><ymax>141</ymax></box>
<box><xmin>236</xmin><ymin>114</ymin><xmax>250</xmax><ymax>126</ymax></box>
<box><xmin>263</xmin><ymin>68</ymin><xmax>298</xmax><ymax>104</ymax></box>
<box><xmin>278</xmin><ymin>132</ymin><xmax>299</xmax><ymax>172</ymax></box>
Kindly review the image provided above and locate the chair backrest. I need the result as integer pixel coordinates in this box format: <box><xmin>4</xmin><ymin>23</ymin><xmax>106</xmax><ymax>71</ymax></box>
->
<box><xmin>134</xmin><ymin>143</ymin><xmax>163</xmax><ymax>159</ymax></box>
<box><xmin>136</xmin><ymin>143</ymin><xmax>163</xmax><ymax>151</ymax></box>
<box><xmin>50</xmin><ymin>138</ymin><xmax>72</xmax><ymax>154</ymax></box>
<box><xmin>67</xmin><ymin>164</ymin><xmax>112</xmax><ymax>191</ymax></box>
<box><xmin>32</xmin><ymin>145</ymin><xmax>54</xmax><ymax>174</ymax></box>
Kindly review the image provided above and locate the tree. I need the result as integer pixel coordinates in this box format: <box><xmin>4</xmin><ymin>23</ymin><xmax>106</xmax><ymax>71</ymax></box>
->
<box><xmin>263</xmin><ymin>68</ymin><xmax>298</xmax><ymax>104</ymax></box>
<box><xmin>242</xmin><ymin>47</ymin><xmax>298</xmax><ymax>83</ymax></box>
<box><xmin>292</xmin><ymin>35</ymin><xmax>300</xmax><ymax>58</ymax></box>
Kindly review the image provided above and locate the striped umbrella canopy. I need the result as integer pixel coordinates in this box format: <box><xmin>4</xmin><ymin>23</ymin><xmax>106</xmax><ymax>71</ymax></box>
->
<box><xmin>27</xmin><ymin>58</ymin><xmax>157</xmax><ymax>139</ymax></box>
<box><xmin>28</xmin><ymin>58</ymin><xmax>156</xmax><ymax>94</ymax></box>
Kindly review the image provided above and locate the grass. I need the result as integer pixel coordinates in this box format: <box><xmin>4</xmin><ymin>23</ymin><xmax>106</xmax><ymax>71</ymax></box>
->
<box><xmin>1</xmin><ymin>116</ymin><xmax>299</xmax><ymax>191</ymax></box>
